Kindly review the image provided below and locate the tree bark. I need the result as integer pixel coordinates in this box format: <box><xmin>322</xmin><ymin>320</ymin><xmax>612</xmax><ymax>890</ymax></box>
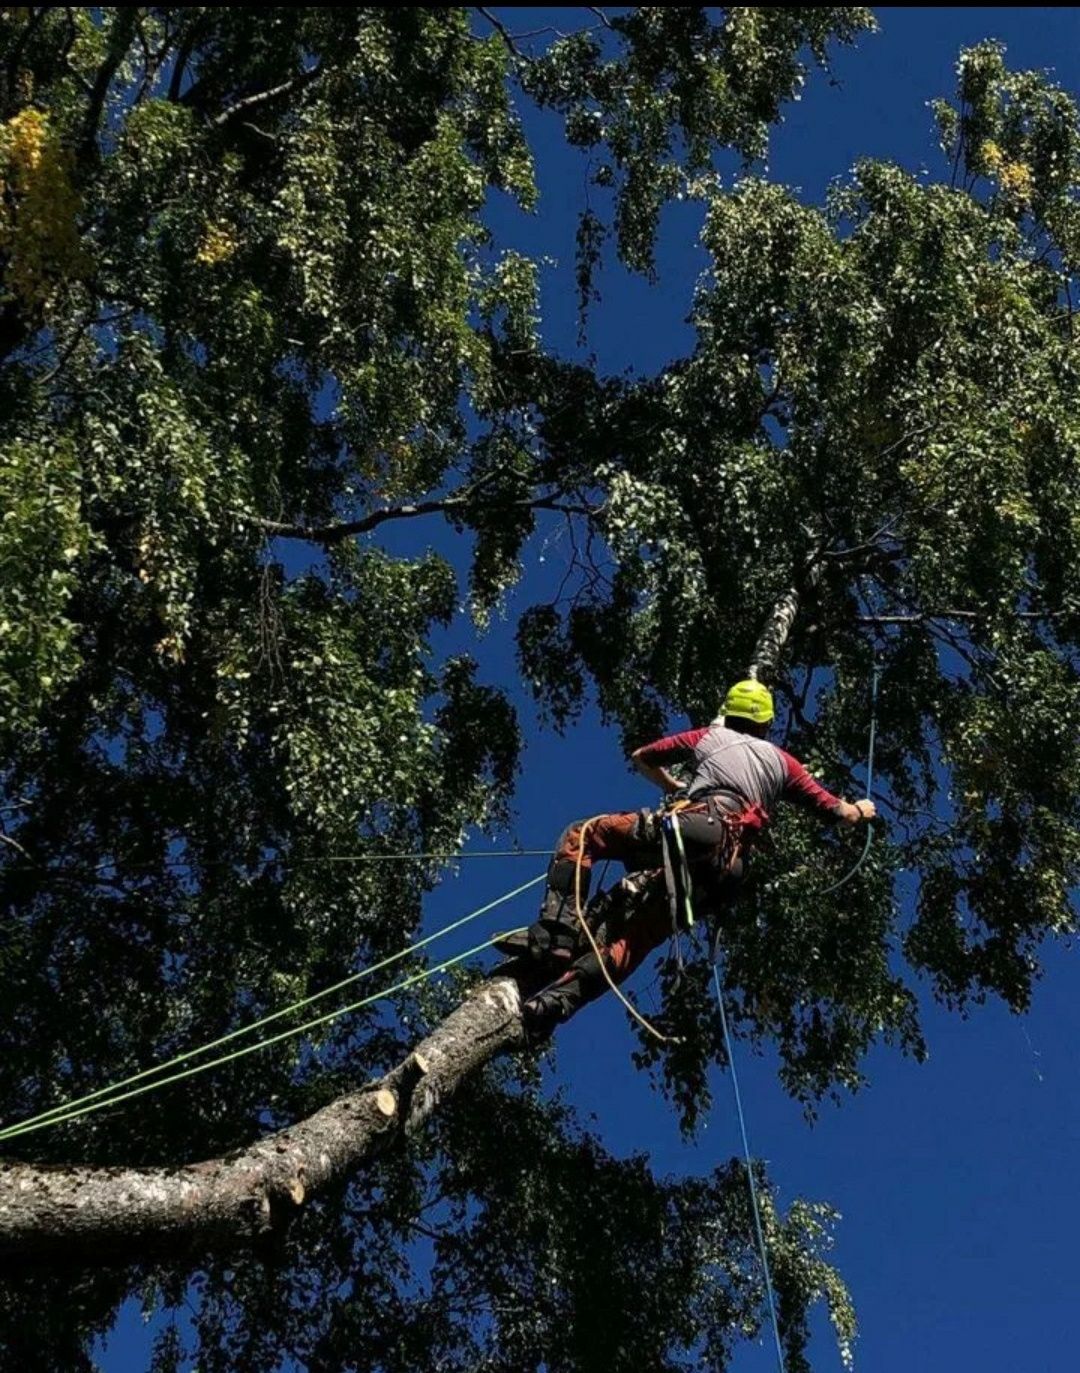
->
<box><xmin>747</xmin><ymin>583</ymin><xmax>800</xmax><ymax>683</ymax></box>
<box><xmin>747</xmin><ymin>552</ymin><xmax>822</xmax><ymax>682</ymax></box>
<box><xmin>0</xmin><ymin>977</ymin><xmax>525</xmax><ymax>1264</ymax></box>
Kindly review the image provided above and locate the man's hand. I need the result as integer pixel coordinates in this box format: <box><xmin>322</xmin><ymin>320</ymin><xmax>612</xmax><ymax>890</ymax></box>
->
<box><xmin>631</xmin><ymin>748</ymin><xmax>683</xmax><ymax>795</ymax></box>
<box><xmin>836</xmin><ymin>798</ymin><xmax>876</xmax><ymax>827</ymax></box>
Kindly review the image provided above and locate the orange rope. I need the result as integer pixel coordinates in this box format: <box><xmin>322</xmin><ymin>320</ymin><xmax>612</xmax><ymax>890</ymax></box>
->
<box><xmin>572</xmin><ymin>817</ymin><xmax>676</xmax><ymax>1045</ymax></box>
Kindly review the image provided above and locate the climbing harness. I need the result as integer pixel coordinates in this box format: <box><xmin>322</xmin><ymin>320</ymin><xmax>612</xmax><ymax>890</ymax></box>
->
<box><xmin>662</xmin><ymin>808</ymin><xmax>693</xmax><ymax>976</ymax></box>
<box><xmin>0</xmin><ymin>873</ymin><xmax>545</xmax><ymax>1143</ymax></box>
<box><xmin>661</xmin><ymin>798</ymin><xmax>769</xmax><ymax>949</ymax></box>
<box><xmin>818</xmin><ymin>660</ymin><xmax>882</xmax><ymax>897</ymax></box>
<box><xmin>711</xmin><ymin>927</ymin><xmax>787</xmax><ymax>1373</ymax></box>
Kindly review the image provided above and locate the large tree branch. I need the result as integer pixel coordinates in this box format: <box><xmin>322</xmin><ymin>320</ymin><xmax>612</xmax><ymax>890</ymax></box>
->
<box><xmin>253</xmin><ymin>492</ymin><xmax>596</xmax><ymax>545</ymax></box>
<box><xmin>210</xmin><ymin>63</ymin><xmax>323</xmax><ymax>129</ymax></box>
<box><xmin>167</xmin><ymin>19</ymin><xmax>200</xmax><ymax>103</ymax></box>
<box><xmin>79</xmin><ymin>9</ymin><xmax>139</xmax><ymax>161</ymax></box>
<box><xmin>0</xmin><ymin>978</ymin><xmax>524</xmax><ymax>1264</ymax></box>
<box><xmin>475</xmin><ymin>9</ymin><xmax>534</xmax><ymax>62</ymax></box>
<box><xmin>857</xmin><ymin>608</ymin><xmax>1070</xmax><ymax>624</ymax></box>
<box><xmin>747</xmin><ymin>583</ymin><xmax>802</xmax><ymax>684</ymax></box>
<box><xmin>747</xmin><ymin>541</ymin><xmax>825</xmax><ymax>683</ymax></box>
<box><xmin>255</xmin><ymin>495</ymin><xmax>472</xmax><ymax>544</ymax></box>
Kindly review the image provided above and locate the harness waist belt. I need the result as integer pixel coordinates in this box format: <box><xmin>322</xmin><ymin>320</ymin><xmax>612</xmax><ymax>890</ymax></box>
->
<box><xmin>690</xmin><ymin>788</ymin><xmax>746</xmax><ymax>815</ymax></box>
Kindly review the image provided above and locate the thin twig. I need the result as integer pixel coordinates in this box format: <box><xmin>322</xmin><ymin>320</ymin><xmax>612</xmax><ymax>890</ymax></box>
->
<box><xmin>820</xmin><ymin>514</ymin><xmax>904</xmax><ymax>562</ymax></box>
<box><xmin>132</xmin><ymin>11</ymin><xmax>154</xmax><ymax>104</ymax></box>
<box><xmin>39</xmin><ymin>308</ymin><xmax>133</xmax><ymax>385</ymax></box>
<box><xmin>240</xmin><ymin>121</ymin><xmax>277</xmax><ymax>144</ymax></box>
<box><xmin>0</xmin><ymin>832</ymin><xmax>30</xmax><ymax>860</ymax></box>
<box><xmin>475</xmin><ymin>8</ymin><xmax>533</xmax><ymax>62</ymax></box>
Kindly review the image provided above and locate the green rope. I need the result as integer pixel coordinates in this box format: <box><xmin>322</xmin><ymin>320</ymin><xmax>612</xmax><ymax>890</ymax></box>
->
<box><xmin>1</xmin><ymin>934</ymin><xmax>515</xmax><ymax>1143</ymax></box>
<box><xmin>290</xmin><ymin>850</ymin><xmax>552</xmax><ymax>864</ymax></box>
<box><xmin>0</xmin><ymin>873</ymin><xmax>544</xmax><ymax>1142</ymax></box>
<box><xmin>12</xmin><ymin>849</ymin><xmax>553</xmax><ymax>883</ymax></box>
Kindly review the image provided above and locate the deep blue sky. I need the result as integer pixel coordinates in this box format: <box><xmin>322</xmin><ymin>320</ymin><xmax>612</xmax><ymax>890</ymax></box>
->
<box><xmin>97</xmin><ymin>10</ymin><xmax>1080</xmax><ymax>1372</ymax></box>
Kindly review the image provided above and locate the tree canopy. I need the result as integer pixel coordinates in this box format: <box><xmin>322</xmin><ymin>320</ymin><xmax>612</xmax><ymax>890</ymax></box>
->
<box><xmin>0</xmin><ymin>8</ymin><xmax>1077</xmax><ymax>1371</ymax></box>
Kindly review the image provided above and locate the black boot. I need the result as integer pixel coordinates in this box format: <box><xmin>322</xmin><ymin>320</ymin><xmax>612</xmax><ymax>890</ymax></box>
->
<box><xmin>521</xmin><ymin>988</ymin><xmax>569</xmax><ymax>1044</ymax></box>
<box><xmin>521</xmin><ymin>950</ymin><xmax>608</xmax><ymax>1042</ymax></box>
<box><xmin>496</xmin><ymin>872</ymin><xmax>626</xmax><ymax>970</ymax></box>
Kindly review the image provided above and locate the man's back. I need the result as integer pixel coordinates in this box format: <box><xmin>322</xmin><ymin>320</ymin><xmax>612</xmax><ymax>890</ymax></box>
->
<box><xmin>687</xmin><ymin>725</ymin><xmax>786</xmax><ymax>807</ymax></box>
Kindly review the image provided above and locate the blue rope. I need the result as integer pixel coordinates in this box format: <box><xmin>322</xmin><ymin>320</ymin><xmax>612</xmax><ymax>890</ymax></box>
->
<box><xmin>818</xmin><ymin>660</ymin><xmax>882</xmax><ymax>897</ymax></box>
<box><xmin>711</xmin><ymin>934</ymin><xmax>787</xmax><ymax>1373</ymax></box>
<box><xmin>701</xmin><ymin>659</ymin><xmax>883</xmax><ymax>1367</ymax></box>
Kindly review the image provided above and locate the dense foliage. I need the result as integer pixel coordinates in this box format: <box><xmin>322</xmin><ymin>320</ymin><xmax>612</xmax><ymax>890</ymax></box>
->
<box><xmin>0</xmin><ymin>8</ymin><xmax>1076</xmax><ymax>1371</ymax></box>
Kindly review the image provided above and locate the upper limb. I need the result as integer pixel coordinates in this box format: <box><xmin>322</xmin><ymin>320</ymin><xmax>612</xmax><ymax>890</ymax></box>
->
<box><xmin>630</xmin><ymin>728</ymin><xmax>708</xmax><ymax>796</ymax></box>
<box><xmin>777</xmin><ymin>748</ymin><xmax>876</xmax><ymax>826</ymax></box>
<box><xmin>631</xmin><ymin>753</ymin><xmax>683</xmax><ymax>795</ymax></box>
<box><xmin>833</xmin><ymin>797</ymin><xmax>876</xmax><ymax>827</ymax></box>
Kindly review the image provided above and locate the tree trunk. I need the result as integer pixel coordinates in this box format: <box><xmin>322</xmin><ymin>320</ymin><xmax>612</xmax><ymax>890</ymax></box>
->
<box><xmin>0</xmin><ymin>977</ymin><xmax>524</xmax><ymax>1264</ymax></box>
<box><xmin>747</xmin><ymin>553</ymin><xmax>821</xmax><ymax>682</ymax></box>
<box><xmin>747</xmin><ymin>583</ymin><xmax>800</xmax><ymax>683</ymax></box>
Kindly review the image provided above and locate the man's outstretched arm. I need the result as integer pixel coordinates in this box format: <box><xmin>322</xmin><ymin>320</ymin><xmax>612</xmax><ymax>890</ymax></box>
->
<box><xmin>777</xmin><ymin>749</ymin><xmax>876</xmax><ymax>826</ymax></box>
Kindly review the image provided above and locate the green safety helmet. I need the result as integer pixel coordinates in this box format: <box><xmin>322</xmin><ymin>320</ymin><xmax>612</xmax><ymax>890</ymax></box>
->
<box><xmin>721</xmin><ymin>679</ymin><xmax>774</xmax><ymax>725</ymax></box>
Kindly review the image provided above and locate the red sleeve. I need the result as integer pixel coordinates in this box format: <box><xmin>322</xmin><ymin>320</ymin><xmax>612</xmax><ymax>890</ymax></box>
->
<box><xmin>776</xmin><ymin>748</ymin><xmax>843</xmax><ymax>818</ymax></box>
<box><xmin>635</xmin><ymin>727</ymin><xmax>710</xmax><ymax>766</ymax></box>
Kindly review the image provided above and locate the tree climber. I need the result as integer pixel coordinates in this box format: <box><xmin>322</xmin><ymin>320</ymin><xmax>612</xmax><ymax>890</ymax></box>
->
<box><xmin>498</xmin><ymin>680</ymin><xmax>876</xmax><ymax>1036</ymax></box>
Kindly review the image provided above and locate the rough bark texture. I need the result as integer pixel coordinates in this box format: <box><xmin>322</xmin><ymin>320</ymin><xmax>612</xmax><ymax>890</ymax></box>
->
<box><xmin>748</xmin><ymin>556</ymin><xmax>821</xmax><ymax>682</ymax></box>
<box><xmin>0</xmin><ymin>977</ymin><xmax>524</xmax><ymax>1264</ymax></box>
<box><xmin>747</xmin><ymin>583</ymin><xmax>800</xmax><ymax>683</ymax></box>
